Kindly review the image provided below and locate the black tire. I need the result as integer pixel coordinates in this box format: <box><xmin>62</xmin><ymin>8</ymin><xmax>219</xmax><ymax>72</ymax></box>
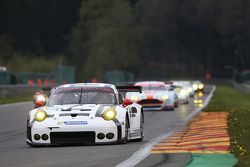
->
<box><xmin>174</xmin><ymin>101</ymin><xmax>178</xmax><ymax>108</ymax></box>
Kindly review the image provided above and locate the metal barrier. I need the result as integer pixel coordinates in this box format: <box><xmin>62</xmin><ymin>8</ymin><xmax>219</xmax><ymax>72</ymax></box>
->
<box><xmin>233</xmin><ymin>82</ymin><xmax>250</xmax><ymax>94</ymax></box>
<box><xmin>0</xmin><ymin>84</ymin><xmax>56</xmax><ymax>97</ymax></box>
<box><xmin>0</xmin><ymin>65</ymin><xmax>75</xmax><ymax>85</ymax></box>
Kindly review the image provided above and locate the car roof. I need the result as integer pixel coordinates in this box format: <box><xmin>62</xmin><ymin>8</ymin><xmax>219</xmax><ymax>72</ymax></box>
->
<box><xmin>135</xmin><ymin>81</ymin><xmax>165</xmax><ymax>86</ymax></box>
<box><xmin>57</xmin><ymin>83</ymin><xmax>115</xmax><ymax>89</ymax></box>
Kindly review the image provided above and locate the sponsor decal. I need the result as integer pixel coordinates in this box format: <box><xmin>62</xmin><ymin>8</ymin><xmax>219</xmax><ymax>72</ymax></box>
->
<box><xmin>64</xmin><ymin>121</ymin><xmax>88</xmax><ymax>125</ymax></box>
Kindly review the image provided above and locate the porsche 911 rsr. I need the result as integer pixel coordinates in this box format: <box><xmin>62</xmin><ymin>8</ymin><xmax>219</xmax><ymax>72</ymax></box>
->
<box><xmin>27</xmin><ymin>83</ymin><xmax>144</xmax><ymax>146</ymax></box>
<box><xmin>125</xmin><ymin>81</ymin><xmax>177</xmax><ymax>110</ymax></box>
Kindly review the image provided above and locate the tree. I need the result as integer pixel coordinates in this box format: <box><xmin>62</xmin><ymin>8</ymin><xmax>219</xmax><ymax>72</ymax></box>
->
<box><xmin>69</xmin><ymin>0</ymin><xmax>140</xmax><ymax>80</ymax></box>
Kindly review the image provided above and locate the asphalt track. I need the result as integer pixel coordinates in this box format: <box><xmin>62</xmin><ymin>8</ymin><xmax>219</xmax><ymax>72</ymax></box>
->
<box><xmin>0</xmin><ymin>86</ymin><xmax>212</xmax><ymax>167</ymax></box>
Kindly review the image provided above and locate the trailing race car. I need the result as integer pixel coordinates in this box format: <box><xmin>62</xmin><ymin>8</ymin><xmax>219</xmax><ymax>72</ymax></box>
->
<box><xmin>125</xmin><ymin>81</ymin><xmax>178</xmax><ymax>110</ymax></box>
<box><xmin>172</xmin><ymin>81</ymin><xmax>194</xmax><ymax>97</ymax></box>
<box><xmin>27</xmin><ymin>83</ymin><xmax>144</xmax><ymax>146</ymax></box>
<box><xmin>172</xmin><ymin>85</ymin><xmax>189</xmax><ymax>104</ymax></box>
<box><xmin>192</xmin><ymin>80</ymin><xmax>204</xmax><ymax>93</ymax></box>
<box><xmin>193</xmin><ymin>91</ymin><xmax>204</xmax><ymax>107</ymax></box>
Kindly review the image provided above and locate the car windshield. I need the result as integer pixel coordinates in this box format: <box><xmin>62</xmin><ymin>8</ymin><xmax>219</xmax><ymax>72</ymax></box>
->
<box><xmin>47</xmin><ymin>87</ymin><xmax>117</xmax><ymax>105</ymax></box>
<box><xmin>142</xmin><ymin>85</ymin><xmax>167</xmax><ymax>91</ymax></box>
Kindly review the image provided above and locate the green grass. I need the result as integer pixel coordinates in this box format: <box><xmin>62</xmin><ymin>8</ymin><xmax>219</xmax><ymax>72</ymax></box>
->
<box><xmin>0</xmin><ymin>94</ymin><xmax>33</xmax><ymax>105</ymax></box>
<box><xmin>204</xmin><ymin>85</ymin><xmax>250</xmax><ymax>167</ymax></box>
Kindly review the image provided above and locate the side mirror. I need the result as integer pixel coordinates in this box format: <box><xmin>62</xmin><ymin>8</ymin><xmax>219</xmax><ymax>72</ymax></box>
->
<box><xmin>122</xmin><ymin>99</ymin><xmax>133</xmax><ymax>107</ymax></box>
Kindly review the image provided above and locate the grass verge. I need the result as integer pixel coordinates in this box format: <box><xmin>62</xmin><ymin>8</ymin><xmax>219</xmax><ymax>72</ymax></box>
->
<box><xmin>204</xmin><ymin>85</ymin><xmax>250</xmax><ymax>167</ymax></box>
<box><xmin>0</xmin><ymin>94</ymin><xmax>33</xmax><ymax>105</ymax></box>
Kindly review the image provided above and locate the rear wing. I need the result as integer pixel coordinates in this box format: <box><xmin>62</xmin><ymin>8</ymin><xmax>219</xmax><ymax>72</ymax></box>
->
<box><xmin>165</xmin><ymin>81</ymin><xmax>173</xmax><ymax>85</ymax></box>
<box><xmin>116</xmin><ymin>86</ymin><xmax>142</xmax><ymax>93</ymax></box>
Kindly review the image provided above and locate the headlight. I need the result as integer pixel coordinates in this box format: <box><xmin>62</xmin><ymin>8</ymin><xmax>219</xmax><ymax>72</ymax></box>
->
<box><xmin>34</xmin><ymin>109</ymin><xmax>47</xmax><ymax>122</ymax></box>
<box><xmin>198</xmin><ymin>92</ymin><xmax>203</xmax><ymax>97</ymax></box>
<box><xmin>198</xmin><ymin>84</ymin><xmax>204</xmax><ymax>89</ymax></box>
<box><xmin>193</xmin><ymin>84</ymin><xmax>198</xmax><ymax>90</ymax></box>
<box><xmin>161</xmin><ymin>95</ymin><xmax>169</xmax><ymax>100</ymax></box>
<box><xmin>130</xmin><ymin>95</ymin><xmax>139</xmax><ymax>102</ymax></box>
<box><xmin>102</xmin><ymin>108</ymin><xmax>117</xmax><ymax>121</ymax></box>
<box><xmin>188</xmin><ymin>88</ymin><xmax>193</xmax><ymax>93</ymax></box>
<box><xmin>180</xmin><ymin>90</ymin><xmax>187</xmax><ymax>96</ymax></box>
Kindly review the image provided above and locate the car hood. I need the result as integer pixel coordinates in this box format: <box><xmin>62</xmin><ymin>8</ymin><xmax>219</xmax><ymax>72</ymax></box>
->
<box><xmin>126</xmin><ymin>90</ymin><xmax>170</xmax><ymax>99</ymax></box>
<box><xmin>30</xmin><ymin>104</ymin><xmax>115</xmax><ymax>118</ymax></box>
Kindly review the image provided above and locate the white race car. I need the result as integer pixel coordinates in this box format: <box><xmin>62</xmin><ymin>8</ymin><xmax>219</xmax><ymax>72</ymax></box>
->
<box><xmin>192</xmin><ymin>80</ymin><xmax>204</xmax><ymax>93</ymax></box>
<box><xmin>27</xmin><ymin>83</ymin><xmax>144</xmax><ymax>146</ymax></box>
<box><xmin>172</xmin><ymin>81</ymin><xmax>194</xmax><ymax>97</ymax></box>
<box><xmin>125</xmin><ymin>81</ymin><xmax>178</xmax><ymax>110</ymax></box>
<box><xmin>173</xmin><ymin>85</ymin><xmax>189</xmax><ymax>104</ymax></box>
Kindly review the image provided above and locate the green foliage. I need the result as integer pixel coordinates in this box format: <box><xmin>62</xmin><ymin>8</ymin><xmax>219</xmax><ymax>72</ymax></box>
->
<box><xmin>0</xmin><ymin>0</ymin><xmax>81</xmax><ymax>55</ymax></box>
<box><xmin>7</xmin><ymin>54</ymin><xmax>65</xmax><ymax>72</ymax></box>
<box><xmin>229</xmin><ymin>110</ymin><xmax>250</xmax><ymax>167</ymax></box>
<box><xmin>204</xmin><ymin>85</ymin><xmax>250</xmax><ymax>167</ymax></box>
<box><xmin>2</xmin><ymin>0</ymin><xmax>250</xmax><ymax>80</ymax></box>
<box><xmin>0</xmin><ymin>34</ymin><xmax>14</xmax><ymax>64</ymax></box>
<box><xmin>0</xmin><ymin>94</ymin><xmax>32</xmax><ymax>104</ymax></box>
<box><xmin>69</xmin><ymin>0</ymin><xmax>140</xmax><ymax>80</ymax></box>
<box><xmin>205</xmin><ymin>85</ymin><xmax>250</xmax><ymax>111</ymax></box>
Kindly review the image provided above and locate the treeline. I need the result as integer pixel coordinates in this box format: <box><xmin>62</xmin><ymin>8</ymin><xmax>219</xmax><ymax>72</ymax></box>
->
<box><xmin>1</xmin><ymin>0</ymin><xmax>250</xmax><ymax>80</ymax></box>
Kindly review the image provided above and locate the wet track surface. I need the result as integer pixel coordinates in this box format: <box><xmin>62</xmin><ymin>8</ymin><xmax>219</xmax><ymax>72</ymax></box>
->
<box><xmin>0</xmin><ymin>87</ymin><xmax>212</xmax><ymax>167</ymax></box>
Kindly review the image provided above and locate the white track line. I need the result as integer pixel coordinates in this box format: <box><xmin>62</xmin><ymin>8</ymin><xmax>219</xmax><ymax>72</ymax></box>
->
<box><xmin>116</xmin><ymin>85</ymin><xmax>216</xmax><ymax>167</ymax></box>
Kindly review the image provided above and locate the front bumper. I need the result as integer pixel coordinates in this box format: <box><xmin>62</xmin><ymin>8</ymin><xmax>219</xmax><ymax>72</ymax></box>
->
<box><xmin>178</xmin><ymin>96</ymin><xmax>188</xmax><ymax>103</ymax></box>
<box><xmin>27</xmin><ymin>117</ymin><xmax>123</xmax><ymax>146</ymax></box>
<box><xmin>136</xmin><ymin>99</ymin><xmax>174</xmax><ymax>110</ymax></box>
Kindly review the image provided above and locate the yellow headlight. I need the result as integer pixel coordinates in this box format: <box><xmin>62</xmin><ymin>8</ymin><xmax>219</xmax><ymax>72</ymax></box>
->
<box><xmin>162</xmin><ymin>95</ymin><xmax>169</xmax><ymax>100</ymax></box>
<box><xmin>198</xmin><ymin>84</ymin><xmax>204</xmax><ymax>89</ymax></box>
<box><xmin>34</xmin><ymin>109</ymin><xmax>47</xmax><ymax>122</ymax></box>
<box><xmin>130</xmin><ymin>95</ymin><xmax>139</xmax><ymax>102</ymax></box>
<box><xmin>102</xmin><ymin>108</ymin><xmax>117</xmax><ymax>121</ymax></box>
<box><xmin>198</xmin><ymin>92</ymin><xmax>203</xmax><ymax>97</ymax></box>
<box><xmin>193</xmin><ymin>84</ymin><xmax>198</xmax><ymax>90</ymax></box>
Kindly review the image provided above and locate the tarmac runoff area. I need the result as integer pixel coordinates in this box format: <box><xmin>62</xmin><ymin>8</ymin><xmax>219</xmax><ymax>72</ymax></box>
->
<box><xmin>151</xmin><ymin>112</ymin><xmax>238</xmax><ymax>167</ymax></box>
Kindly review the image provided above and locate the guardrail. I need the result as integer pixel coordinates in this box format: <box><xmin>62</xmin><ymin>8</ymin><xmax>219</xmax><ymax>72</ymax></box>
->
<box><xmin>0</xmin><ymin>84</ymin><xmax>56</xmax><ymax>97</ymax></box>
<box><xmin>233</xmin><ymin>82</ymin><xmax>250</xmax><ymax>94</ymax></box>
